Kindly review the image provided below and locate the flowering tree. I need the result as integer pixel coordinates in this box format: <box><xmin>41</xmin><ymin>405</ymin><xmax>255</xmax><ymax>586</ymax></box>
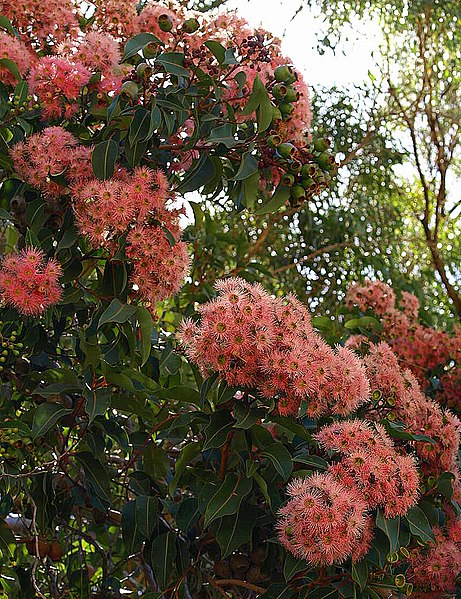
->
<box><xmin>0</xmin><ymin>1</ymin><xmax>459</xmax><ymax>599</ymax></box>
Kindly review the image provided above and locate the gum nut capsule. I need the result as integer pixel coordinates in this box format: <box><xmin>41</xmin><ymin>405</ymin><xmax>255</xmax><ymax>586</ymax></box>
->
<box><xmin>313</xmin><ymin>138</ymin><xmax>330</xmax><ymax>152</ymax></box>
<box><xmin>284</xmin><ymin>85</ymin><xmax>300</xmax><ymax>103</ymax></box>
<box><xmin>279</xmin><ymin>102</ymin><xmax>294</xmax><ymax>117</ymax></box>
<box><xmin>281</xmin><ymin>173</ymin><xmax>295</xmax><ymax>186</ymax></box>
<box><xmin>272</xmin><ymin>83</ymin><xmax>287</xmax><ymax>100</ymax></box>
<box><xmin>121</xmin><ymin>81</ymin><xmax>138</xmax><ymax>100</ymax></box>
<box><xmin>291</xmin><ymin>184</ymin><xmax>306</xmax><ymax>200</ymax></box>
<box><xmin>158</xmin><ymin>13</ymin><xmax>173</xmax><ymax>32</ymax></box>
<box><xmin>274</xmin><ymin>64</ymin><xmax>295</xmax><ymax>83</ymax></box>
<box><xmin>136</xmin><ymin>63</ymin><xmax>152</xmax><ymax>78</ymax></box>
<box><xmin>277</xmin><ymin>142</ymin><xmax>296</xmax><ymax>159</ymax></box>
<box><xmin>267</xmin><ymin>134</ymin><xmax>281</xmax><ymax>148</ymax></box>
<box><xmin>271</xmin><ymin>106</ymin><xmax>282</xmax><ymax>122</ymax></box>
<box><xmin>142</xmin><ymin>42</ymin><xmax>161</xmax><ymax>59</ymax></box>
<box><xmin>183</xmin><ymin>18</ymin><xmax>200</xmax><ymax>33</ymax></box>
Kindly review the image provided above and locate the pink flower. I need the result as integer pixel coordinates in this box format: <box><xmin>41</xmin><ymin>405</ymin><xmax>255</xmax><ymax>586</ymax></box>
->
<box><xmin>0</xmin><ymin>32</ymin><xmax>36</xmax><ymax>87</ymax></box>
<box><xmin>0</xmin><ymin>248</ymin><xmax>62</xmax><ymax>315</ymax></box>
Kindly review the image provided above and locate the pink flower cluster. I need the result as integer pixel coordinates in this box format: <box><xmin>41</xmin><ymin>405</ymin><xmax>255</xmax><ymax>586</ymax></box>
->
<box><xmin>0</xmin><ymin>248</ymin><xmax>62</xmax><ymax>315</ymax></box>
<box><xmin>364</xmin><ymin>342</ymin><xmax>461</xmax><ymax>478</ymax></box>
<box><xmin>11</xmin><ymin>127</ymin><xmax>93</xmax><ymax>198</ymax></box>
<box><xmin>278</xmin><ymin>419</ymin><xmax>418</xmax><ymax>565</ymax></box>
<box><xmin>346</xmin><ymin>280</ymin><xmax>461</xmax><ymax>412</ymax></box>
<box><xmin>72</xmin><ymin>167</ymin><xmax>190</xmax><ymax>304</ymax></box>
<box><xmin>0</xmin><ymin>32</ymin><xmax>36</xmax><ymax>87</ymax></box>
<box><xmin>179</xmin><ymin>278</ymin><xmax>370</xmax><ymax>418</ymax></box>
<box><xmin>0</xmin><ymin>0</ymin><xmax>78</xmax><ymax>45</ymax></box>
<box><xmin>28</xmin><ymin>56</ymin><xmax>91</xmax><ymax>119</ymax></box>
<box><xmin>409</xmin><ymin>527</ymin><xmax>461</xmax><ymax>595</ymax></box>
<box><xmin>316</xmin><ymin>420</ymin><xmax>419</xmax><ymax>518</ymax></box>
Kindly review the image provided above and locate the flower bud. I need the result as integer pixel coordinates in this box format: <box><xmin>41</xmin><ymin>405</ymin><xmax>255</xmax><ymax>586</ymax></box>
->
<box><xmin>404</xmin><ymin>583</ymin><xmax>413</xmax><ymax>596</ymax></box>
<box><xmin>183</xmin><ymin>18</ymin><xmax>200</xmax><ymax>33</ymax></box>
<box><xmin>290</xmin><ymin>184</ymin><xmax>306</xmax><ymax>200</ymax></box>
<box><xmin>267</xmin><ymin>134</ymin><xmax>281</xmax><ymax>148</ymax></box>
<box><xmin>313</xmin><ymin>138</ymin><xmax>330</xmax><ymax>152</ymax></box>
<box><xmin>274</xmin><ymin>64</ymin><xmax>296</xmax><ymax>84</ymax></box>
<box><xmin>143</xmin><ymin>42</ymin><xmax>162</xmax><ymax>59</ymax></box>
<box><xmin>121</xmin><ymin>81</ymin><xmax>139</xmax><ymax>100</ymax></box>
<box><xmin>399</xmin><ymin>547</ymin><xmax>410</xmax><ymax>558</ymax></box>
<box><xmin>394</xmin><ymin>574</ymin><xmax>406</xmax><ymax>588</ymax></box>
<box><xmin>158</xmin><ymin>14</ymin><xmax>173</xmax><ymax>32</ymax></box>
<box><xmin>279</xmin><ymin>102</ymin><xmax>294</xmax><ymax>117</ymax></box>
<box><xmin>272</xmin><ymin>83</ymin><xmax>287</xmax><ymax>100</ymax></box>
<box><xmin>284</xmin><ymin>85</ymin><xmax>299</xmax><ymax>103</ymax></box>
<box><xmin>387</xmin><ymin>551</ymin><xmax>399</xmax><ymax>563</ymax></box>
<box><xmin>276</xmin><ymin>143</ymin><xmax>296</xmax><ymax>159</ymax></box>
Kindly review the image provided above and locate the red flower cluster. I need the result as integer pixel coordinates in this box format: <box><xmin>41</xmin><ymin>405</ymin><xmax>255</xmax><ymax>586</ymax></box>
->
<box><xmin>178</xmin><ymin>278</ymin><xmax>370</xmax><ymax>418</ymax></box>
<box><xmin>72</xmin><ymin>167</ymin><xmax>190</xmax><ymax>304</ymax></box>
<box><xmin>346</xmin><ymin>280</ymin><xmax>461</xmax><ymax>411</ymax></box>
<box><xmin>0</xmin><ymin>248</ymin><xmax>62</xmax><ymax>315</ymax></box>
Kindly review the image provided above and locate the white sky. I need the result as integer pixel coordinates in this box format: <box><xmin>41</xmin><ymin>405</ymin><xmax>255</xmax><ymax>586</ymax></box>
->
<box><xmin>226</xmin><ymin>0</ymin><xmax>383</xmax><ymax>86</ymax></box>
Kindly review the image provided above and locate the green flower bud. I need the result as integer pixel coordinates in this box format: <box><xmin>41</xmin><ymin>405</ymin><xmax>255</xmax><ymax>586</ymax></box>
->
<box><xmin>136</xmin><ymin>63</ymin><xmax>152</xmax><ymax>79</ymax></box>
<box><xmin>290</xmin><ymin>184</ymin><xmax>306</xmax><ymax>200</ymax></box>
<box><xmin>281</xmin><ymin>173</ymin><xmax>295</xmax><ymax>186</ymax></box>
<box><xmin>121</xmin><ymin>81</ymin><xmax>139</xmax><ymax>101</ymax></box>
<box><xmin>267</xmin><ymin>134</ymin><xmax>281</xmax><ymax>148</ymax></box>
<box><xmin>272</xmin><ymin>83</ymin><xmax>287</xmax><ymax>100</ymax></box>
<box><xmin>284</xmin><ymin>85</ymin><xmax>299</xmax><ymax>103</ymax></box>
<box><xmin>158</xmin><ymin>13</ymin><xmax>173</xmax><ymax>32</ymax></box>
<box><xmin>274</xmin><ymin>64</ymin><xmax>296</xmax><ymax>84</ymax></box>
<box><xmin>372</xmin><ymin>389</ymin><xmax>382</xmax><ymax>401</ymax></box>
<box><xmin>277</xmin><ymin>143</ymin><xmax>296</xmax><ymax>159</ymax></box>
<box><xmin>279</xmin><ymin>102</ymin><xmax>294</xmax><ymax>117</ymax></box>
<box><xmin>0</xmin><ymin>357</ymin><xmax>6</xmax><ymax>363</ymax></box>
<box><xmin>143</xmin><ymin>42</ymin><xmax>162</xmax><ymax>59</ymax></box>
<box><xmin>400</xmin><ymin>547</ymin><xmax>410</xmax><ymax>558</ymax></box>
<box><xmin>1</xmin><ymin>351</ymin><xmax>7</xmax><ymax>356</ymax></box>
<box><xmin>404</xmin><ymin>583</ymin><xmax>413</xmax><ymax>596</ymax></box>
<box><xmin>183</xmin><ymin>18</ymin><xmax>200</xmax><ymax>33</ymax></box>
<box><xmin>386</xmin><ymin>551</ymin><xmax>399</xmax><ymax>563</ymax></box>
<box><xmin>394</xmin><ymin>574</ymin><xmax>406</xmax><ymax>588</ymax></box>
<box><xmin>313</xmin><ymin>138</ymin><xmax>330</xmax><ymax>152</ymax></box>
<box><xmin>289</xmin><ymin>160</ymin><xmax>302</xmax><ymax>174</ymax></box>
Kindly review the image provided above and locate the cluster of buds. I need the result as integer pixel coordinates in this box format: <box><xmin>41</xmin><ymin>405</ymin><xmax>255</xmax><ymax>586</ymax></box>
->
<box><xmin>270</xmin><ymin>64</ymin><xmax>299</xmax><ymax>120</ymax></box>
<box><xmin>265</xmin><ymin>134</ymin><xmax>336</xmax><ymax>205</ymax></box>
<box><xmin>0</xmin><ymin>322</ymin><xmax>23</xmax><ymax>374</ymax></box>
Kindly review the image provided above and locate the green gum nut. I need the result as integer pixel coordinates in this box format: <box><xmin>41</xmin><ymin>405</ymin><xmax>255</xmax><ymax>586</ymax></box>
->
<box><xmin>317</xmin><ymin>151</ymin><xmax>331</xmax><ymax>169</ymax></box>
<box><xmin>267</xmin><ymin>134</ymin><xmax>281</xmax><ymax>148</ymax></box>
<box><xmin>281</xmin><ymin>173</ymin><xmax>295</xmax><ymax>186</ymax></box>
<box><xmin>158</xmin><ymin>14</ymin><xmax>173</xmax><ymax>32</ymax></box>
<box><xmin>136</xmin><ymin>63</ymin><xmax>152</xmax><ymax>78</ymax></box>
<box><xmin>399</xmin><ymin>547</ymin><xmax>410</xmax><ymax>558</ymax></box>
<box><xmin>404</xmin><ymin>583</ymin><xmax>413</xmax><ymax>596</ymax></box>
<box><xmin>183</xmin><ymin>18</ymin><xmax>200</xmax><ymax>33</ymax></box>
<box><xmin>290</xmin><ymin>184</ymin><xmax>306</xmax><ymax>200</ymax></box>
<box><xmin>289</xmin><ymin>160</ymin><xmax>302</xmax><ymax>174</ymax></box>
<box><xmin>313</xmin><ymin>138</ymin><xmax>330</xmax><ymax>152</ymax></box>
<box><xmin>274</xmin><ymin>64</ymin><xmax>297</xmax><ymax>84</ymax></box>
<box><xmin>143</xmin><ymin>42</ymin><xmax>161</xmax><ymax>59</ymax></box>
<box><xmin>272</xmin><ymin>83</ymin><xmax>287</xmax><ymax>100</ymax></box>
<box><xmin>394</xmin><ymin>574</ymin><xmax>406</xmax><ymax>588</ymax></box>
<box><xmin>301</xmin><ymin>177</ymin><xmax>314</xmax><ymax>190</ymax></box>
<box><xmin>121</xmin><ymin>81</ymin><xmax>139</xmax><ymax>100</ymax></box>
<box><xmin>279</xmin><ymin>102</ymin><xmax>294</xmax><ymax>117</ymax></box>
<box><xmin>284</xmin><ymin>85</ymin><xmax>299</xmax><ymax>103</ymax></box>
<box><xmin>277</xmin><ymin>143</ymin><xmax>296</xmax><ymax>159</ymax></box>
<box><xmin>271</xmin><ymin>106</ymin><xmax>282</xmax><ymax>122</ymax></box>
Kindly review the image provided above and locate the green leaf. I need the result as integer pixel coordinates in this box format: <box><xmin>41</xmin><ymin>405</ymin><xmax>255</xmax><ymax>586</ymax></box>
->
<box><xmin>155</xmin><ymin>385</ymin><xmax>200</xmax><ymax>405</ymax></box>
<box><xmin>345</xmin><ymin>316</ymin><xmax>380</xmax><ymax>330</ymax></box>
<box><xmin>176</xmin><ymin>153</ymin><xmax>217</xmax><ymax>194</ymax></box>
<box><xmin>129</xmin><ymin>106</ymin><xmax>152</xmax><ymax>145</ymax></box>
<box><xmin>231</xmin><ymin>152</ymin><xmax>259</xmax><ymax>181</ymax></box>
<box><xmin>135</xmin><ymin>495</ymin><xmax>158</xmax><ymax>538</ymax></box>
<box><xmin>136</xmin><ymin>306</ymin><xmax>153</xmax><ymax>366</ymax></box>
<box><xmin>92</xmin><ymin>138</ymin><xmax>118</xmax><ymax>180</ymax></box>
<box><xmin>261</xmin><ymin>443</ymin><xmax>293</xmax><ymax>480</ymax></box>
<box><xmin>74</xmin><ymin>452</ymin><xmax>112</xmax><ymax>505</ymax></box>
<box><xmin>405</xmin><ymin>505</ymin><xmax>436</xmax><ymax>543</ymax></box>
<box><xmin>143</xmin><ymin>444</ymin><xmax>170</xmax><ymax>480</ymax></box>
<box><xmin>155</xmin><ymin>52</ymin><xmax>190</xmax><ymax>78</ymax></box>
<box><xmin>375</xmin><ymin>510</ymin><xmax>400</xmax><ymax>553</ymax></box>
<box><xmin>98</xmin><ymin>299</ymin><xmax>136</xmax><ymax>328</ymax></box>
<box><xmin>147</xmin><ymin>531</ymin><xmax>177</xmax><ymax>589</ymax></box>
<box><xmin>254</xmin><ymin>183</ymin><xmax>290</xmax><ymax>215</ymax></box>
<box><xmin>262</xmin><ymin>584</ymin><xmax>294</xmax><ymax>598</ymax></box>
<box><xmin>214</xmin><ymin>504</ymin><xmax>256</xmax><ymax>558</ymax></box>
<box><xmin>233</xmin><ymin>403</ymin><xmax>267</xmax><ymax>429</ymax></box>
<box><xmin>0</xmin><ymin>59</ymin><xmax>21</xmax><ymax>81</ymax></box>
<box><xmin>169</xmin><ymin>442</ymin><xmax>201</xmax><ymax>495</ymax></box>
<box><xmin>32</xmin><ymin>403</ymin><xmax>72</xmax><ymax>439</ymax></box>
<box><xmin>436</xmin><ymin>471</ymin><xmax>455</xmax><ymax>501</ymax></box>
<box><xmin>0</xmin><ymin>522</ymin><xmax>15</xmax><ymax>558</ymax></box>
<box><xmin>202</xmin><ymin>410</ymin><xmax>235</xmax><ymax>450</ymax></box>
<box><xmin>0</xmin><ymin>16</ymin><xmax>20</xmax><ymax>39</ymax></box>
<box><xmin>384</xmin><ymin>420</ymin><xmax>436</xmax><ymax>444</ymax></box>
<box><xmin>84</xmin><ymin>386</ymin><xmax>111</xmax><ymax>423</ymax></box>
<box><xmin>176</xmin><ymin>497</ymin><xmax>200</xmax><ymax>532</ymax></box>
<box><xmin>122</xmin><ymin>500</ymin><xmax>145</xmax><ymax>553</ymax></box>
<box><xmin>207</xmin><ymin>123</ymin><xmax>237</xmax><ymax>148</ymax></box>
<box><xmin>204</xmin><ymin>40</ymin><xmax>226</xmax><ymax>64</ymax></box>
<box><xmin>292</xmin><ymin>453</ymin><xmax>328</xmax><ymax>470</ymax></box>
<box><xmin>203</xmin><ymin>473</ymin><xmax>252</xmax><ymax>527</ymax></box>
<box><xmin>306</xmin><ymin>588</ymin><xmax>339</xmax><ymax>599</ymax></box>
<box><xmin>122</xmin><ymin>32</ymin><xmax>163</xmax><ymax>61</ymax></box>
<box><xmin>283</xmin><ymin>553</ymin><xmax>309</xmax><ymax>582</ymax></box>
<box><xmin>351</xmin><ymin>560</ymin><xmax>368</xmax><ymax>591</ymax></box>
<box><xmin>125</xmin><ymin>137</ymin><xmax>148</xmax><ymax>168</ymax></box>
